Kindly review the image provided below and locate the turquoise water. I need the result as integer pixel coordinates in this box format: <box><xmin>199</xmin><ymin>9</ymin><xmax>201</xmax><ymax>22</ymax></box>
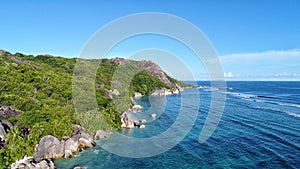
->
<box><xmin>55</xmin><ymin>81</ymin><xmax>300</xmax><ymax>168</ymax></box>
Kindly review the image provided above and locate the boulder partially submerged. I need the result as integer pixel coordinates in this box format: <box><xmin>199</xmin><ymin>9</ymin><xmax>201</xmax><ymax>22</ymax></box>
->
<box><xmin>93</xmin><ymin>130</ymin><xmax>111</xmax><ymax>140</ymax></box>
<box><xmin>151</xmin><ymin>113</ymin><xmax>157</xmax><ymax>118</ymax></box>
<box><xmin>132</xmin><ymin>105</ymin><xmax>143</xmax><ymax>112</ymax></box>
<box><xmin>121</xmin><ymin>113</ymin><xmax>135</xmax><ymax>128</ymax></box>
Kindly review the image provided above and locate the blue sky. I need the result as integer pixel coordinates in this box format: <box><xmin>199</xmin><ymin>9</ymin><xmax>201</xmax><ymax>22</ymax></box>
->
<box><xmin>1</xmin><ymin>0</ymin><xmax>300</xmax><ymax>80</ymax></box>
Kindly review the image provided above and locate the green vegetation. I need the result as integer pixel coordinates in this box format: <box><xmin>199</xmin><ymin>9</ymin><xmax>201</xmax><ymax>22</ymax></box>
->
<box><xmin>0</xmin><ymin>50</ymin><xmax>185</xmax><ymax>168</ymax></box>
<box><xmin>130</xmin><ymin>70</ymin><xmax>170</xmax><ymax>95</ymax></box>
<box><xmin>0</xmin><ymin>51</ymin><xmax>77</xmax><ymax>168</ymax></box>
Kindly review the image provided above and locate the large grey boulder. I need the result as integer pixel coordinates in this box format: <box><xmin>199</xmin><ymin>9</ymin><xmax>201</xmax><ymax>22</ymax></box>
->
<box><xmin>74</xmin><ymin>125</ymin><xmax>96</xmax><ymax>147</ymax></box>
<box><xmin>33</xmin><ymin>135</ymin><xmax>65</xmax><ymax>162</ymax></box>
<box><xmin>121</xmin><ymin>113</ymin><xmax>135</xmax><ymax>129</ymax></box>
<box><xmin>64</xmin><ymin>125</ymin><xmax>96</xmax><ymax>158</ymax></box>
<box><xmin>64</xmin><ymin>134</ymin><xmax>80</xmax><ymax>158</ymax></box>
<box><xmin>93</xmin><ymin>130</ymin><xmax>110</xmax><ymax>140</ymax></box>
<box><xmin>79</xmin><ymin>131</ymin><xmax>95</xmax><ymax>147</ymax></box>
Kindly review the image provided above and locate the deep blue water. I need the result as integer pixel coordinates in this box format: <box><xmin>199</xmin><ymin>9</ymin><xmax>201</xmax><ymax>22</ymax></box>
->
<box><xmin>56</xmin><ymin>81</ymin><xmax>300</xmax><ymax>169</ymax></box>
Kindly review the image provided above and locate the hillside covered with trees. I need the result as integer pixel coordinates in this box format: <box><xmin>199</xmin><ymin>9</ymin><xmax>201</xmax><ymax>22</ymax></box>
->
<box><xmin>0</xmin><ymin>50</ymin><xmax>186</xmax><ymax>168</ymax></box>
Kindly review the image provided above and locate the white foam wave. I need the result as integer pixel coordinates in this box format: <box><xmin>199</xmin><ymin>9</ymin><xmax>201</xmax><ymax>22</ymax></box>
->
<box><xmin>93</xmin><ymin>149</ymin><xmax>100</xmax><ymax>154</ymax></box>
<box><xmin>225</xmin><ymin>91</ymin><xmax>300</xmax><ymax>110</ymax></box>
<box><xmin>203</xmin><ymin>87</ymin><xmax>219</xmax><ymax>92</ymax></box>
<box><xmin>252</xmin><ymin>106</ymin><xmax>280</xmax><ymax>112</ymax></box>
<box><xmin>286</xmin><ymin>112</ymin><xmax>300</xmax><ymax>118</ymax></box>
<box><xmin>224</xmin><ymin>92</ymin><xmax>256</xmax><ymax>99</ymax></box>
<box><xmin>278</xmin><ymin>103</ymin><xmax>300</xmax><ymax>108</ymax></box>
<box><xmin>74</xmin><ymin>153</ymin><xmax>82</xmax><ymax>157</ymax></box>
<box><xmin>253</xmin><ymin>99</ymin><xmax>265</xmax><ymax>103</ymax></box>
<box><xmin>251</xmin><ymin>106</ymin><xmax>300</xmax><ymax>118</ymax></box>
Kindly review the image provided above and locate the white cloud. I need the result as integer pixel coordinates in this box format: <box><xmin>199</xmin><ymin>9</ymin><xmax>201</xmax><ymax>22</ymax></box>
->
<box><xmin>213</xmin><ymin>49</ymin><xmax>300</xmax><ymax>80</ymax></box>
<box><xmin>224</xmin><ymin>72</ymin><xmax>234</xmax><ymax>78</ymax></box>
<box><xmin>220</xmin><ymin>49</ymin><xmax>300</xmax><ymax>64</ymax></box>
<box><xmin>274</xmin><ymin>72</ymin><xmax>300</xmax><ymax>77</ymax></box>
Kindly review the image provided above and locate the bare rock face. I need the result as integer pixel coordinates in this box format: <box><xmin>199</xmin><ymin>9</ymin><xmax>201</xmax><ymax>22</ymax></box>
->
<box><xmin>109</xmin><ymin>58</ymin><xmax>174</xmax><ymax>87</ymax></box>
<box><xmin>33</xmin><ymin>135</ymin><xmax>65</xmax><ymax>162</ymax></box>
<box><xmin>138</xmin><ymin>60</ymin><xmax>172</xmax><ymax>86</ymax></box>
<box><xmin>110</xmin><ymin>57</ymin><xmax>126</xmax><ymax>64</ymax></box>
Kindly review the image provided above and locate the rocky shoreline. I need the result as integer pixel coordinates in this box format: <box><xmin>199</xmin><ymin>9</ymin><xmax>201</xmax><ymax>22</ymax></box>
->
<box><xmin>124</xmin><ymin>85</ymin><xmax>207</xmax><ymax>129</ymax></box>
<box><xmin>7</xmin><ymin>85</ymin><xmax>206</xmax><ymax>168</ymax></box>
<box><xmin>10</xmin><ymin>125</ymin><xmax>110</xmax><ymax>169</ymax></box>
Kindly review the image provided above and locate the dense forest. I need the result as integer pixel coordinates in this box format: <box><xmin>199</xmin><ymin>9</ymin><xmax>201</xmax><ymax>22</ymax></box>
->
<box><xmin>0</xmin><ymin>50</ymin><xmax>185</xmax><ymax>168</ymax></box>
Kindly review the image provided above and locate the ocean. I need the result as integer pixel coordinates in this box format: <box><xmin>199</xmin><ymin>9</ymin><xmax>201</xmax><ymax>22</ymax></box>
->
<box><xmin>55</xmin><ymin>81</ymin><xmax>300</xmax><ymax>169</ymax></box>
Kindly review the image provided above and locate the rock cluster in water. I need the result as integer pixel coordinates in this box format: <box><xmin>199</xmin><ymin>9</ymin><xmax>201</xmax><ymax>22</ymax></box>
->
<box><xmin>121</xmin><ymin>105</ymin><xmax>147</xmax><ymax>129</ymax></box>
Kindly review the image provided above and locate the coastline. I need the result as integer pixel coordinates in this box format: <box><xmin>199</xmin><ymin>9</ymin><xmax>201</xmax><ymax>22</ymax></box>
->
<box><xmin>9</xmin><ymin>85</ymin><xmax>192</xmax><ymax>168</ymax></box>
